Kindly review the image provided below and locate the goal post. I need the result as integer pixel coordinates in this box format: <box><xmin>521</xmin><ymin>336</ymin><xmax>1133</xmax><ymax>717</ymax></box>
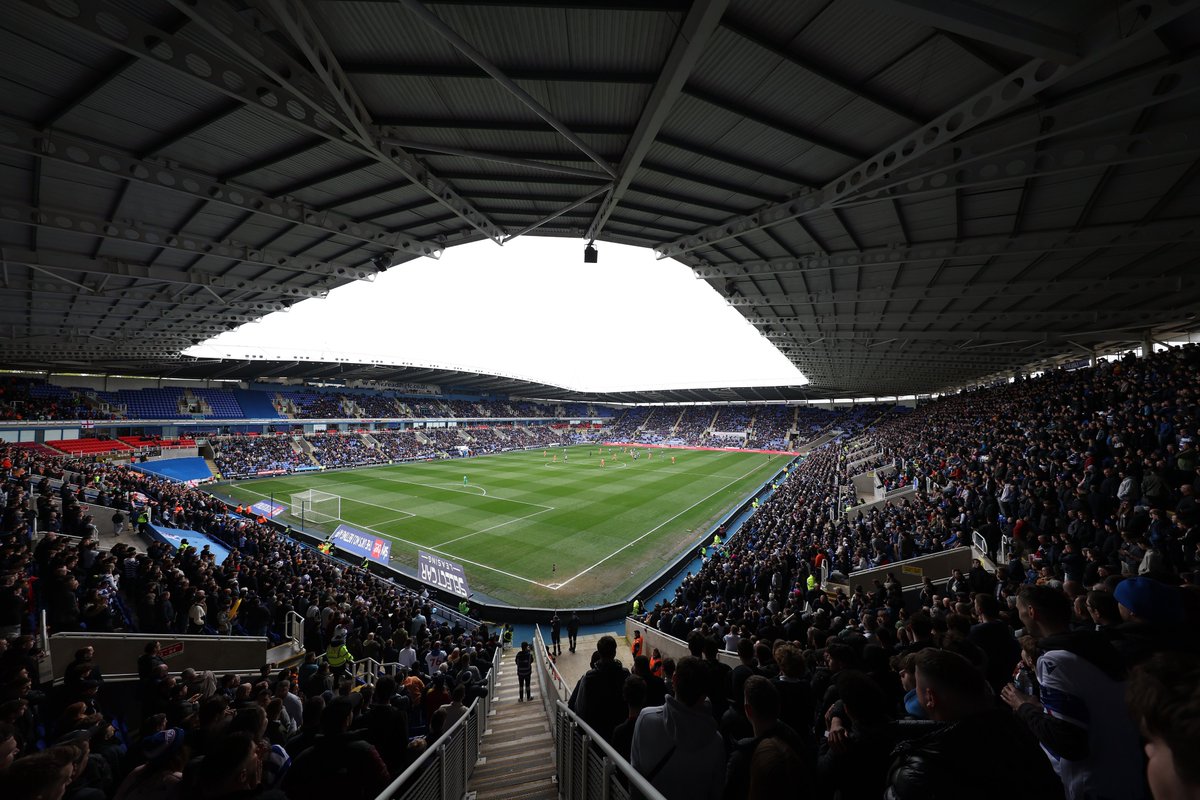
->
<box><xmin>290</xmin><ymin>489</ymin><xmax>341</xmax><ymax>524</ymax></box>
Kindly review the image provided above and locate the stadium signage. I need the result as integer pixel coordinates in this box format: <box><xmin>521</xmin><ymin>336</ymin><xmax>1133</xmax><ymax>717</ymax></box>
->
<box><xmin>331</xmin><ymin>524</ymin><xmax>392</xmax><ymax>564</ymax></box>
<box><xmin>250</xmin><ymin>500</ymin><xmax>287</xmax><ymax>518</ymax></box>
<box><xmin>417</xmin><ymin>551</ymin><xmax>471</xmax><ymax>598</ymax></box>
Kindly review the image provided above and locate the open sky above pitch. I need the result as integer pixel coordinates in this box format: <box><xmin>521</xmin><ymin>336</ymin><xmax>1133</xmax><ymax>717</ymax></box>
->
<box><xmin>185</xmin><ymin>238</ymin><xmax>808</xmax><ymax>392</ymax></box>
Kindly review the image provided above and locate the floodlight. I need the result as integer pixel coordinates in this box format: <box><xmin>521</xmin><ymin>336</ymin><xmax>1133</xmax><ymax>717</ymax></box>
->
<box><xmin>583</xmin><ymin>243</ymin><xmax>598</xmax><ymax>263</ymax></box>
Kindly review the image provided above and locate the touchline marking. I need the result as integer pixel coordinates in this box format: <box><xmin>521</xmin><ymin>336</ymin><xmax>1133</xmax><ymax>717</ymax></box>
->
<box><xmin>229</xmin><ymin>481</ymin><xmax>554</xmax><ymax>588</ymax></box>
<box><xmin>553</xmin><ymin>458</ymin><xmax>768</xmax><ymax>590</ymax></box>
<box><xmin>430</xmin><ymin>506</ymin><xmax>554</xmax><ymax>548</ymax></box>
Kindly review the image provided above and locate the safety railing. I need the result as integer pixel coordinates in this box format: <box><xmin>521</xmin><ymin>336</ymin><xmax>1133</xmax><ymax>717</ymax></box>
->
<box><xmin>373</xmin><ymin>643</ymin><xmax>498</xmax><ymax>800</ymax></box>
<box><xmin>554</xmin><ymin>700</ymin><xmax>668</xmax><ymax>800</ymax></box>
<box><xmin>532</xmin><ymin>624</ymin><xmax>569</xmax><ymax>729</ymax></box>
<box><xmin>284</xmin><ymin>610</ymin><xmax>304</xmax><ymax>651</ymax></box>
<box><xmin>972</xmin><ymin>530</ymin><xmax>989</xmax><ymax>556</ymax></box>
<box><xmin>999</xmin><ymin>534</ymin><xmax>1013</xmax><ymax>566</ymax></box>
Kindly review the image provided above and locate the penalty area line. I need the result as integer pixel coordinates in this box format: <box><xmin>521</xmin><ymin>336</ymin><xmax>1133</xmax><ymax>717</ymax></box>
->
<box><xmin>225</xmin><ymin>483</ymin><xmax>553</xmax><ymax>588</ymax></box>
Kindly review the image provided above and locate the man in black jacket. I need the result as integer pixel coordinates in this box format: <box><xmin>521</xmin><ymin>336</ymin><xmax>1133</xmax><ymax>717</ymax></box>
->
<box><xmin>568</xmin><ymin>635</ymin><xmax>629</xmax><ymax>743</ymax></box>
<box><xmin>887</xmin><ymin>649</ymin><xmax>1063</xmax><ymax>800</ymax></box>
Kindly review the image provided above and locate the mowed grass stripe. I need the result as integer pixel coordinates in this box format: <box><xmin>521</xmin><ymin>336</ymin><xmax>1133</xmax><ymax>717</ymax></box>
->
<box><xmin>218</xmin><ymin>447</ymin><xmax>785</xmax><ymax>605</ymax></box>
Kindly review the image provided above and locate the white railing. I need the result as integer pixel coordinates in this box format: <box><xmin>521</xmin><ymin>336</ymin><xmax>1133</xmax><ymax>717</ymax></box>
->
<box><xmin>554</xmin><ymin>700</ymin><xmax>669</xmax><ymax>800</ymax></box>
<box><xmin>373</xmin><ymin>643</ymin><xmax>498</xmax><ymax>800</ymax></box>
<box><xmin>284</xmin><ymin>610</ymin><xmax>304</xmax><ymax>651</ymax></box>
<box><xmin>532</xmin><ymin>624</ymin><xmax>570</xmax><ymax>705</ymax></box>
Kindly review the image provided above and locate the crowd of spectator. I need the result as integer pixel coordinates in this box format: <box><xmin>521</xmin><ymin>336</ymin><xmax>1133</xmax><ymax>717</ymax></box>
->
<box><xmin>280</xmin><ymin>392</ymin><xmax>345</xmax><ymax>419</ymax></box>
<box><xmin>0</xmin><ymin>379</ymin><xmax>112</xmax><ymax>422</ymax></box>
<box><xmin>516</xmin><ymin>426</ymin><xmax>565</xmax><ymax>448</ymax></box>
<box><xmin>613</xmin><ymin>344</ymin><xmax>1200</xmax><ymax>799</ymax></box>
<box><xmin>462</xmin><ymin>427</ymin><xmax>509</xmax><ymax>455</ymax></box>
<box><xmin>1</xmin><ymin>588</ymin><xmax>495</xmax><ymax>800</ymax></box>
<box><xmin>304</xmin><ymin>435</ymin><xmax>378</xmax><ymax>469</ymax></box>
<box><xmin>0</xmin><ymin>420</ymin><xmax>511</xmax><ymax>798</ymax></box>
<box><xmin>213</xmin><ymin>437</ymin><xmax>303</xmax><ymax>479</ymax></box>
<box><xmin>370</xmin><ymin>431</ymin><xmax>440</xmax><ymax>463</ymax></box>
<box><xmin>671</xmin><ymin>407</ymin><xmax>714</xmax><ymax>445</ymax></box>
<box><xmin>352</xmin><ymin>395</ymin><xmax>402</xmax><ymax>418</ymax></box>
<box><xmin>746</xmin><ymin>406</ymin><xmax>796</xmax><ymax>450</ymax></box>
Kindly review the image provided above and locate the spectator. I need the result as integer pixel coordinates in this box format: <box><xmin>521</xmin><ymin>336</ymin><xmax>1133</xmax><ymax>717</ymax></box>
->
<box><xmin>282</xmin><ymin>698</ymin><xmax>389</xmax><ymax>800</ymax></box>
<box><xmin>112</xmin><ymin>728</ymin><xmax>186</xmax><ymax>800</ymax></box>
<box><xmin>1003</xmin><ymin>585</ymin><xmax>1146</xmax><ymax>800</ymax></box>
<box><xmin>1125</xmin><ymin>652</ymin><xmax>1200</xmax><ymax>800</ymax></box>
<box><xmin>724</xmin><ymin>676</ymin><xmax>804</xmax><ymax>800</ymax></box>
<box><xmin>631</xmin><ymin>656</ymin><xmax>724</xmax><ymax>800</ymax></box>
<box><xmin>0</xmin><ymin>748</ymin><xmax>75</xmax><ymax>800</ymax></box>
<box><xmin>515</xmin><ymin>642</ymin><xmax>532</xmax><ymax>702</ymax></box>
<box><xmin>887</xmin><ymin>648</ymin><xmax>1064</xmax><ymax>799</ymax></box>
<box><xmin>610</xmin><ymin>675</ymin><xmax>646</xmax><ymax>763</ymax></box>
<box><xmin>437</xmin><ymin>684</ymin><xmax>467</xmax><ymax>730</ymax></box>
<box><xmin>568</xmin><ymin>636</ymin><xmax>629</xmax><ymax>744</ymax></box>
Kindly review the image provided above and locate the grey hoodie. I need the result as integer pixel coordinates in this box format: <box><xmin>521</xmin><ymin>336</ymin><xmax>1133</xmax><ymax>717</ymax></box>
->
<box><xmin>630</xmin><ymin>695</ymin><xmax>725</xmax><ymax>800</ymax></box>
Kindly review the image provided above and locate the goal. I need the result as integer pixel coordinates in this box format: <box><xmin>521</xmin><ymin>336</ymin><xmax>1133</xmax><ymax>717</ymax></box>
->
<box><xmin>290</xmin><ymin>490</ymin><xmax>341</xmax><ymax>525</ymax></box>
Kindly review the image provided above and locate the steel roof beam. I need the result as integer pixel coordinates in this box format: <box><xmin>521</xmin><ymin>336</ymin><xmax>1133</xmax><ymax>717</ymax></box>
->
<box><xmin>136</xmin><ymin>101</ymin><xmax>243</xmax><ymax>159</ymax></box>
<box><xmin>219</xmin><ymin>137</ymin><xmax>327</xmax><ymax>182</ymax></box>
<box><xmin>271</xmin><ymin>158</ymin><xmax>380</xmax><ymax>197</ymax></box>
<box><xmin>838</xmin><ymin>120</ymin><xmax>1200</xmax><ymax>212</ymax></box>
<box><xmin>379</xmin><ymin>137</ymin><xmax>613</xmax><ymax>179</ymax></box>
<box><xmin>762</xmin><ymin>326</ymin><xmax>1176</xmax><ymax>342</ymax></box>
<box><xmin>681</xmin><ymin>86</ymin><xmax>872</xmax><ymax>161</ymax></box>
<box><xmin>753</xmin><ymin>307</ymin><xmax>1176</xmax><ymax>325</ymax></box>
<box><xmin>688</xmin><ymin>220</ymin><xmax>1200</xmax><ymax>279</ymax></box>
<box><xmin>641</xmin><ymin>161</ymin><xmax>784</xmax><ymax>202</ymax></box>
<box><xmin>860</xmin><ymin>0</ymin><xmax>1082</xmax><ymax>64</ymax></box>
<box><xmin>312</xmin><ymin>181</ymin><xmax>421</xmax><ymax>212</ymax></box>
<box><xmin>720</xmin><ymin>16</ymin><xmax>925</xmax><ymax>124</ymax></box>
<box><xmin>258</xmin><ymin>0</ymin><xmax>378</xmax><ymax>148</ymax></box>
<box><xmin>0</xmin><ymin>119</ymin><xmax>441</xmax><ymax>260</ymax></box>
<box><xmin>4</xmin><ymin>248</ymin><xmax>330</xmax><ymax>300</ymax></box>
<box><xmin>26</xmin><ymin>0</ymin><xmax>501</xmax><ymax>246</ymax></box>
<box><xmin>0</xmin><ymin>274</ymin><xmax>288</xmax><ymax>314</ymax></box>
<box><xmin>653</xmin><ymin>0</ymin><xmax>1200</xmax><ymax>259</ymax></box>
<box><xmin>656</xmin><ymin>134</ymin><xmax>819</xmax><ymax>188</ymax></box>
<box><xmin>585</xmin><ymin>0</ymin><xmax>729</xmax><ymax>240</ymax></box>
<box><xmin>724</xmin><ymin>276</ymin><xmax>1190</xmax><ymax>307</ymax></box>
<box><xmin>395</xmin><ymin>0</ymin><xmax>616</xmax><ymax>178</ymax></box>
<box><xmin>1</xmin><ymin>199</ymin><xmax>379</xmax><ymax>286</ymax></box>
<box><xmin>340</xmin><ymin>62</ymin><xmax>657</xmax><ymax>83</ymax></box>
<box><xmin>505</xmin><ymin>184</ymin><xmax>612</xmax><ymax>240</ymax></box>
<box><xmin>372</xmin><ymin>118</ymin><xmax>629</xmax><ymax>136</ymax></box>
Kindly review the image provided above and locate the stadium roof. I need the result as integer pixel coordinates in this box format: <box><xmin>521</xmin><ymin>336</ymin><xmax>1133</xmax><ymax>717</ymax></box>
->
<box><xmin>1</xmin><ymin>0</ymin><xmax>1199</xmax><ymax>399</ymax></box>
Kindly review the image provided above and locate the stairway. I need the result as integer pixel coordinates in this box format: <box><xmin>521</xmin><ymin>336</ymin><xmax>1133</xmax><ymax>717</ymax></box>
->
<box><xmin>467</xmin><ymin>648</ymin><xmax>556</xmax><ymax>800</ymax></box>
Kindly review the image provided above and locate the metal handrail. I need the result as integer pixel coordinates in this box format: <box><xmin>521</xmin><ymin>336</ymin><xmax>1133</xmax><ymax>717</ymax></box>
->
<box><xmin>373</xmin><ymin>642</ymin><xmax>499</xmax><ymax>800</ymax></box>
<box><xmin>374</xmin><ymin>693</ymin><xmax>481</xmax><ymax>800</ymax></box>
<box><xmin>532</xmin><ymin>624</ymin><xmax>569</xmax><ymax>702</ymax></box>
<box><xmin>284</xmin><ymin>610</ymin><xmax>305</xmax><ymax>651</ymax></box>
<box><xmin>554</xmin><ymin>699</ymin><xmax>669</xmax><ymax>800</ymax></box>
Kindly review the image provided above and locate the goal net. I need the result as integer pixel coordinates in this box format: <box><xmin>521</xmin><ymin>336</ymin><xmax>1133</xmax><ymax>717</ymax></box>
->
<box><xmin>290</xmin><ymin>490</ymin><xmax>341</xmax><ymax>525</ymax></box>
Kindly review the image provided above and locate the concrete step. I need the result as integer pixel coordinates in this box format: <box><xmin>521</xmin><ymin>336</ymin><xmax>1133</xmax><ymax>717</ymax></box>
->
<box><xmin>468</xmin><ymin>648</ymin><xmax>556</xmax><ymax>800</ymax></box>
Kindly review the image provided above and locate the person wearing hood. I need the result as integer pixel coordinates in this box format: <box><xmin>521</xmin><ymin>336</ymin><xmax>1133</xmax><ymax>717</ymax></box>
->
<box><xmin>630</xmin><ymin>656</ymin><xmax>724</xmax><ymax>800</ymax></box>
<box><xmin>1111</xmin><ymin>576</ymin><xmax>1190</xmax><ymax>666</ymax></box>
<box><xmin>1002</xmin><ymin>585</ymin><xmax>1147</xmax><ymax>800</ymax></box>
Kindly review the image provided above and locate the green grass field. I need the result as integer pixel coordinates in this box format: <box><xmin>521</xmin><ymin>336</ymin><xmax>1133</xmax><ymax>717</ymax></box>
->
<box><xmin>215</xmin><ymin>445</ymin><xmax>787</xmax><ymax>607</ymax></box>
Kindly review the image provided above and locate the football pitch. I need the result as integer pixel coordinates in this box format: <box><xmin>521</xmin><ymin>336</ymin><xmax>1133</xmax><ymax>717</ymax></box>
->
<box><xmin>215</xmin><ymin>445</ymin><xmax>789</xmax><ymax>607</ymax></box>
